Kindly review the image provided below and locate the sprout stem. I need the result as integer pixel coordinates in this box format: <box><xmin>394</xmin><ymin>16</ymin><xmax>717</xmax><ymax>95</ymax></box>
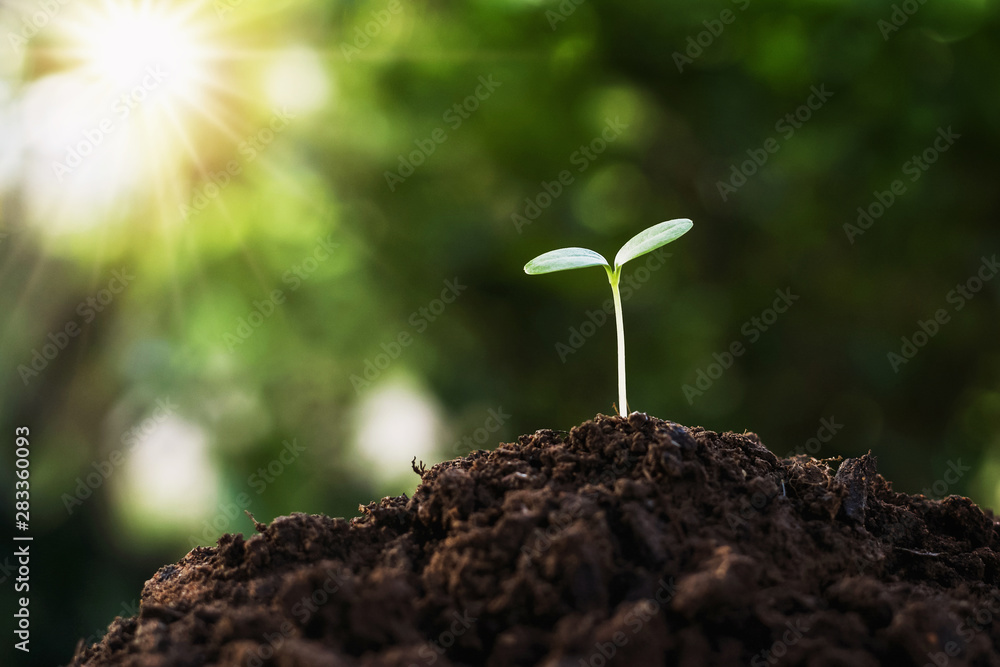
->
<box><xmin>606</xmin><ymin>266</ymin><xmax>628</xmax><ymax>415</ymax></box>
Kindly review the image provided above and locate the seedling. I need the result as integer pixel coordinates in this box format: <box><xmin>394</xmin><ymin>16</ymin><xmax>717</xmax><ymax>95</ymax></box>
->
<box><xmin>524</xmin><ymin>218</ymin><xmax>693</xmax><ymax>415</ymax></box>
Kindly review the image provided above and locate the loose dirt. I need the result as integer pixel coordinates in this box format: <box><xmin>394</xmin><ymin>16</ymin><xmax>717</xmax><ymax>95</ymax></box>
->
<box><xmin>71</xmin><ymin>413</ymin><xmax>1000</xmax><ymax>666</ymax></box>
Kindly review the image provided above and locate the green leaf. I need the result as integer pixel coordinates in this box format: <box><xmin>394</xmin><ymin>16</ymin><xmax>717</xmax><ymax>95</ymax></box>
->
<box><xmin>613</xmin><ymin>218</ymin><xmax>693</xmax><ymax>269</ymax></box>
<box><xmin>524</xmin><ymin>247</ymin><xmax>609</xmax><ymax>275</ymax></box>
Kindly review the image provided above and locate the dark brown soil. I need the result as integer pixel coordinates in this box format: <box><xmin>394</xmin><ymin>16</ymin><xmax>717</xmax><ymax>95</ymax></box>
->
<box><xmin>71</xmin><ymin>414</ymin><xmax>1000</xmax><ymax>666</ymax></box>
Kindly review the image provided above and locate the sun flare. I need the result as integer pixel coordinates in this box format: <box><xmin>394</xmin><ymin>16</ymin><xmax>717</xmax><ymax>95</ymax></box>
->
<box><xmin>9</xmin><ymin>0</ymin><xmax>246</xmax><ymax>233</ymax></box>
<box><xmin>3</xmin><ymin>0</ymin><xmax>323</xmax><ymax>238</ymax></box>
<box><xmin>56</xmin><ymin>0</ymin><xmax>223</xmax><ymax>114</ymax></box>
<box><xmin>81</xmin><ymin>7</ymin><xmax>199</xmax><ymax>88</ymax></box>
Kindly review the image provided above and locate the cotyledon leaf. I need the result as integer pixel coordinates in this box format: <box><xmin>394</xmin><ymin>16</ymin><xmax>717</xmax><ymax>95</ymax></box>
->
<box><xmin>524</xmin><ymin>247</ymin><xmax>609</xmax><ymax>275</ymax></box>
<box><xmin>613</xmin><ymin>218</ymin><xmax>693</xmax><ymax>269</ymax></box>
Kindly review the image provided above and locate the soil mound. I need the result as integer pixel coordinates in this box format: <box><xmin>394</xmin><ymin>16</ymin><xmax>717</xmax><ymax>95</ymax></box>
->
<box><xmin>71</xmin><ymin>414</ymin><xmax>1000</xmax><ymax>666</ymax></box>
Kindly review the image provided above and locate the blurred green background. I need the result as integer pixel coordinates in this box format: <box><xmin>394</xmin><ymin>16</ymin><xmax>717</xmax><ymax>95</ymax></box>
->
<box><xmin>1</xmin><ymin>0</ymin><xmax>999</xmax><ymax>663</ymax></box>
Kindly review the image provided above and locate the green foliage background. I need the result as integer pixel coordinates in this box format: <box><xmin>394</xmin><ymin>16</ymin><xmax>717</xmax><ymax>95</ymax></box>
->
<box><xmin>1</xmin><ymin>0</ymin><xmax>999</xmax><ymax>663</ymax></box>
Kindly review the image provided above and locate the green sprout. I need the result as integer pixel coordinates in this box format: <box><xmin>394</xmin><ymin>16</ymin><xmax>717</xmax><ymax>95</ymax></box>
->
<box><xmin>524</xmin><ymin>218</ymin><xmax>693</xmax><ymax>415</ymax></box>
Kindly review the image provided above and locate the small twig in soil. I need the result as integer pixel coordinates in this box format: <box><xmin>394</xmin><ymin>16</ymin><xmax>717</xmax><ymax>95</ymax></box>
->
<box><xmin>411</xmin><ymin>456</ymin><xmax>426</xmax><ymax>475</ymax></box>
<box><xmin>895</xmin><ymin>546</ymin><xmax>942</xmax><ymax>557</ymax></box>
<box><xmin>244</xmin><ymin>510</ymin><xmax>266</xmax><ymax>533</ymax></box>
